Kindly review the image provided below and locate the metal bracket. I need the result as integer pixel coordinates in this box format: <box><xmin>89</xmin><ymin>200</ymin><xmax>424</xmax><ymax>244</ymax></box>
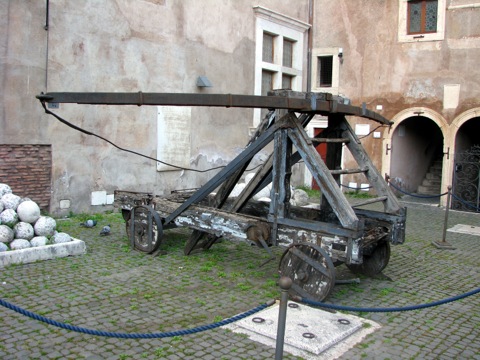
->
<box><xmin>443</xmin><ymin>147</ymin><xmax>450</xmax><ymax>160</ymax></box>
<box><xmin>386</xmin><ymin>144</ymin><xmax>391</xmax><ymax>155</ymax></box>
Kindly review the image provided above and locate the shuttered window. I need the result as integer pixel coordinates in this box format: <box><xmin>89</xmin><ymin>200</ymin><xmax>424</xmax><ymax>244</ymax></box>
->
<box><xmin>407</xmin><ymin>0</ymin><xmax>438</xmax><ymax>34</ymax></box>
<box><xmin>317</xmin><ymin>56</ymin><xmax>333</xmax><ymax>88</ymax></box>
<box><xmin>262</xmin><ymin>33</ymin><xmax>274</xmax><ymax>63</ymax></box>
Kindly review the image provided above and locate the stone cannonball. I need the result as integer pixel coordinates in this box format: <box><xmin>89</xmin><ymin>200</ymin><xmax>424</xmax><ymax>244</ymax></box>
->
<box><xmin>10</xmin><ymin>239</ymin><xmax>31</xmax><ymax>250</ymax></box>
<box><xmin>31</xmin><ymin>236</ymin><xmax>49</xmax><ymax>247</ymax></box>
<box><xmin>0</xmin><ymin>225</ymin><xmax>14</xmax><ymax>243</ymax></box>
<box><xmin>0</xmin><ymin>242</ymin><xmax>8</xmax><ymax>252</ymax></box>
<box><xmin>17</xmin><ymin>200</ymin><xmax>41</xmax><ymax>224</ymax></box>
<box><xmin>52</xmin><ymin>232</ymin><xmax>71</xmax><ymax>244</ymax></box>
<box><xmin>0</xmin><ymin>183</ymin><xmax>12</xmax><ymax>197</ymax></box>
<box><xmin>34</xmin><ymin>216</ymin><xmax>57</xmax><ymax>236</ymax></box>
<box><xmin>0</xmin><ymin>201</ymin><xmax>4</xmax><ymax>214</ymax></box>
<box><xmin>14</xmin><ymin>222</ymin><xmax>35</xmax><ymax>241</ymax></box>
<box><xmin>0</xmin><ymin>209</ymin><xmax>19</xmax><ymax>228</ymax></box>
<box><xmin>2</xmin><ymin>193</ymin><xmax>21</xmax><ymax>210</ymax></box>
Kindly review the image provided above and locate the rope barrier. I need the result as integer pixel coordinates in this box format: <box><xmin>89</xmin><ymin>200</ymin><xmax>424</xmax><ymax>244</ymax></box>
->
<box><xmin>388</xmin><ymin>180</ymin><xmax>448</xmax><ymax>199</ymax></box>
<box><xmin>451</xmin><ymin>193</ymin><xmax>480</xmax><ymax>212</ymax></box>
<box><xmin>387</xmin><ymin>178</ymin><xmax>479</xmax><ymax>211</ymax></box>
<box><xmin>0</xmin><ymin>298</ymin><xmax>274</xmax><ymax>339</ymax></box>
<box><xmin>296</xmin><ymin>287</ymin><xmax>480</xmax><ymax>313</ymax></box>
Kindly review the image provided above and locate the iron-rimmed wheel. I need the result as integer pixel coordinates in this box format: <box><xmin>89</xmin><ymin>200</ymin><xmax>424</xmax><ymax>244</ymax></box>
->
<box><xmin>279</xmin><ymin>242</ymin><xmax>336</xmax><ymax>302</ymax></box>
<box><xmin>346</xmin><ymin>240</ymin><xmax>391</xmax><ymax>276</ymax></box>
<box><xmin>125</xmin><ymin>205</ymin><xmax>163</xmax><ymax>253</ymax></box>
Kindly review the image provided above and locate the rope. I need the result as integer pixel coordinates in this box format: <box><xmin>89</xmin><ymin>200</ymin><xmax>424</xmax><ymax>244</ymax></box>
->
<box><xmin>388</xmin><ymin>180</ymin><xmax>448</xmax><ymax>198</ymax></box>
<box><xmin>297</xmin><ymin>287</ymin><xmax>480</xmax><ymax>313</ymax></box>
<box><xmin>388</xmin><ymin>179</ymin><xmax>480</xmax><ymax>211</ymax></box>
<box><xmin>40</xmin><ymin>101</ymin><xmax>265</xmax><ymax>174</ymax></box>
<box><xmin>451</xmin><ymin>193</ymin><xmax>480</xmax><ymax>212</ymax></box>
<box><xmin>0</xmin><ymin>298</ymin><xmax>273</xmax><ymax>339</ymax></box>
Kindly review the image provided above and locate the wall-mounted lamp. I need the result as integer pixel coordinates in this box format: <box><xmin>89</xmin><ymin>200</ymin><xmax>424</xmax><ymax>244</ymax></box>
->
<box><xmin>196</xmin><ymin>76</ymin><xmax>212</xmax><ymax>88</ymax></box>
<box><xmin>338</xmin><ymin>47</ymin><xmax>344</xmax><ymax>64</ymax></box>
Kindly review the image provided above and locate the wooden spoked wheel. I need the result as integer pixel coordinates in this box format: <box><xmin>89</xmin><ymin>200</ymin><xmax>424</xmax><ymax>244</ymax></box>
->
<box><xmin>346</xmin><ymin>240</ymin><xmax>391</xmax><ymax>276</ymax></box>
<box><xmin>279</xmin><ymin>242</ymin><xmax>336</xmax><ymax>302</ymax></box>
<box><xmin>125</xmin><ymin>205</ymin><xmax>163</xmax><ymax>254</ymax></box>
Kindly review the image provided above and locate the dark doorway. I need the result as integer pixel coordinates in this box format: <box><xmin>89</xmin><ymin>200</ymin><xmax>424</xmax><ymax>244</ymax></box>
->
<box><xmin>452</xmin><ymin>117</ymin><xmax>480</xmax><ymax>212</ymax></box>
<box><xmin>390</xmin><ymin>116</ymin><xmax>443</xmax><ymax>194</ymax></box>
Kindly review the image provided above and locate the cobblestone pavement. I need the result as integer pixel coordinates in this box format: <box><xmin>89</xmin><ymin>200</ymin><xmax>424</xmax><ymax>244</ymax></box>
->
<box><xmin>0</xmin><ymin>197</ymin><xmax>479</xmax><ymax>359</ymax></box>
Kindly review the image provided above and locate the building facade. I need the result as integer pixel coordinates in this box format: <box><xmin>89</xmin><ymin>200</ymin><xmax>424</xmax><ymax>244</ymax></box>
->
<box><xmin>1</xmin><ymin>0</ymin><xmax>479</xmax><ymax>214</ymax></box>
<box><xmin>309</xmin><ymin>0</ymin><xmax>480</xmax><ymax>210</ymax></box>
<box><xmin>0</xmin><ymin>0</ymin><xmax>311</xmax><ymax>214</ymax></box>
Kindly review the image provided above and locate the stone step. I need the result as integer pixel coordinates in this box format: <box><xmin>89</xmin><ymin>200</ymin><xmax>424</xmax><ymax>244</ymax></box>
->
<box><xmin>422</xmin><ymin>178</ymin><xmax>441</xmax><ymax>187</ymax></box>
<box><xmin>417</xmin><ymin>185</ymin><xmax>441</xmax><ymax>195</ymax></box>
<box><xmin>429</xmin><ymin>167</ymin><xmax>442</xmax><ymax>175</ymax></box>
<box><xmin>426</xmin><ymin>172</ymin><xmax>442</xmax><ymax>180</ymax></box>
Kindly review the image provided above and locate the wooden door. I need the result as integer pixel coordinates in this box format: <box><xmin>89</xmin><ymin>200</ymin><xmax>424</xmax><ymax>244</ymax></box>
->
<box><xmin>312</xmin><ymin>128</ymin><xmax>327</xmax><ymax>190</ymax></box>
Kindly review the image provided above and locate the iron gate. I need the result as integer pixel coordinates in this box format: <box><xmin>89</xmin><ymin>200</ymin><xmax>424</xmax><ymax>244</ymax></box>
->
<box><xmin>452</xmin><ymin>145</ymin><xmax>480</xmax><ymax>212</ymax></box>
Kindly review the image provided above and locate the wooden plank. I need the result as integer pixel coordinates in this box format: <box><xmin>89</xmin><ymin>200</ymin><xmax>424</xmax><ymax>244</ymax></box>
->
<box><xmin>330</xmin><ymin>167</ymin><xmax>368</xmax><ymax>175</ymax></box>
<box><xmin>287</xmin><ymin>121</ymin><xmax>360</xmax><ymax>231</ymax></box>
<box><xmin>311</xmin><ymin>137</ymin><xmax>350</xmax><ymax>144</ymax></box>
<box><xmin>352</xmin><ymin>196</ymin><xmax>388</xmax><ymax>207</ymax></box>
<box><xmin>38</xmin><ymin>92</ymin><xmax>392</xmax><ymax>125</ymax></box>
<box><xmin>340</xmin><ymin>119</ymin><xmax>403</xmax><ymax>214</ymax></box>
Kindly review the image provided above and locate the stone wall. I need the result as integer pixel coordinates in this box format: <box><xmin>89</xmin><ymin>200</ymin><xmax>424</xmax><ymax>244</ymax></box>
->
<box><xmin>0</xmin><ymin>145</ymin><xmax>52</xmax><ymax>210</ymax></box>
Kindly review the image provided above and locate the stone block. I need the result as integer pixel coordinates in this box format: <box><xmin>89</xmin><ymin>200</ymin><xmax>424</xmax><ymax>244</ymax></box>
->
<box><xmin>0</xmin><ymin>238</ymin><xmax>86</xmax><ymax>268</ymax></box>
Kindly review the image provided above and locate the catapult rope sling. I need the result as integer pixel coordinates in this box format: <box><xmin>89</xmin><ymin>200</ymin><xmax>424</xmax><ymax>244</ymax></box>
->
<box><xmin>297</xmin><ymin>287</ymin><xmax>480</xmax><ymax>312</ymax></box>
<box><xmin>0</xmin><ymin>298</ymin><xmax>273</xmax><ymax>339</ymax></box>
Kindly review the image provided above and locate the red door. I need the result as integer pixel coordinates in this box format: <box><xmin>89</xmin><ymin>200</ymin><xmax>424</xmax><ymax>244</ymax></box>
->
<box><xmin>312</xmin><ymin>128</ymin><xmax>327</xmax><ymax>190</ymax></box>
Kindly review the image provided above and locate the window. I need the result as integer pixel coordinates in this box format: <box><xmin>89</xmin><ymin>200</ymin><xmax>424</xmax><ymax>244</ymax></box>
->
<box><xmin>259</xmin><ymin>29</ymin><xmax>298</xmax><ymax>90</ymax></box>
<box><xmin>398</xmin><ymin>0</ymin><xmax>445</xmax><ymax>42</ymax></box>
<box><xmin>311</xmin><ymin>48</ymin><xmax>341</xmax><ymax>94</ymax></box>
<box><xmin>317</xmin><ymin>56</ymin><xmax>333</xmax><ymax>88</ymax></box>
<box><xmin>282</xmin><ymin>74</ymin><xmax>293</xmax><ymax>90</ymax></box>
<box><xmin>282</xmin><ymin>39</ymin><xmax>294</xmax><ymax>67</ymax></box>
<box><xmin>407</xmin><ymin>0</ymin><xmax>438</xmax><ymax>34</ymax></box>
<box><xmin>253</xmin><ymin>6</ymin><xmax>310</xmax><ymax>126</ymax></box>
<box><xmin>262</xmin><ymin>33</ymin><xmax>274</xmax><ymax>63</ymax></box>
<box><xmin>262</xmin><ymin>70</ymin><xmax>274</xmax><ymax>95</ymax></box>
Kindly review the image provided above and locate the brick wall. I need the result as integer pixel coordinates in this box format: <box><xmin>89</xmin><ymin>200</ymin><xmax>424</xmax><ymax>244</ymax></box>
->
<box><xmin>0</xmin><ymin>145</ymin><xmax>52</xmax><ymax>211</ymax></box>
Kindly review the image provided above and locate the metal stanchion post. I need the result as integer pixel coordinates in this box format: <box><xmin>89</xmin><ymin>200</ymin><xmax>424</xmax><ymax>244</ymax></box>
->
<box><xmin>432</xmin><ymin>185</ymin><xmax>455</xmax><ymax>249</ymax></box>
<box><xmin>275</xmin><ymin>276</ymin><xmax>292</xmax><ymax>360</ymax></box>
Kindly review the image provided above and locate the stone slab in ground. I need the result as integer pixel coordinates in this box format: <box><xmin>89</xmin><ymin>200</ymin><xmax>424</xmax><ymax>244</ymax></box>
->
<box><xmin>225</xmin><ymin>300</ymin><xmax>380</xmax><ymax>359</ymax></box>
<box><xmin>448</xmin><ymin>224</ymin><xmax>480</xmax><ymax>236</ymax></box>
<box><xmin>0</xmin><ymin>238</ymin><xmax>86</xmax><ymax>268</ymax></box>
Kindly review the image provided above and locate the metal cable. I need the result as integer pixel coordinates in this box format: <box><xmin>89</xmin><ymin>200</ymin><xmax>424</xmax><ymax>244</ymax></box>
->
<box><xmin>40</xmin><ymin>101</ymin><xmax>266</xmax><ymax>174</ymax></box>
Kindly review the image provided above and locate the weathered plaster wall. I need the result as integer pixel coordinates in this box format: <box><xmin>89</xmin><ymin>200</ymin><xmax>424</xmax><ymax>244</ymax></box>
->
<box><xmin>312</xmin><ymin>0</ymin><xmax>480</xmax><ymax>192</ymax></box>
<box><xmin>1</xmin><ymin>0</ymin><xmax>309</xmax><ymax>214</ymax></box>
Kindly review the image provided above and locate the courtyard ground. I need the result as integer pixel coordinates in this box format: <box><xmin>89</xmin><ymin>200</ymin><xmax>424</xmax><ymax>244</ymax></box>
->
<box><xmin>0</xmin><ymin>196</ymin><xmax>479</xmax><ymax>359</ymax></box>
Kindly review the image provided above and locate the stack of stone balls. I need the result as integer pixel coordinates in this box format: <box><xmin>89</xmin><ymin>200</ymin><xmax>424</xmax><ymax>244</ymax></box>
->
<box><xmin>0</xmin><ymin>183</ymin><xmax>72</xmax><ymax>252</ymax></box>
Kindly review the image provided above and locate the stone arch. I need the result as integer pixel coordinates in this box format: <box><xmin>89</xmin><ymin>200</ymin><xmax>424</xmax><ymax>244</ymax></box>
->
<box><xmin>382</xmin><ymin>107</ymin><xmax>448</xmax><ymax>200</ymax></box>
<box><xmin>445</xmin><ymin>107</ymin><xmax>480</xmax><ymax>209</ymax></box>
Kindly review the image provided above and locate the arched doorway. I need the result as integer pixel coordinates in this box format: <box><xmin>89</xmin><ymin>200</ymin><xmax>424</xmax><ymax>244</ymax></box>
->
<box><xmin>383</xmin><ymin>108</ymin><xmax>448</xmax><ymax>202</ymax></box>
<box><xmin>451</xmin><ymin>117</ymin><xmax>480</xmax><ymax>212</ymax></box>
<box><xmin>390</xmin><ymin>116</ymin><xmax>444</xmax><ymax>194</ymax></box>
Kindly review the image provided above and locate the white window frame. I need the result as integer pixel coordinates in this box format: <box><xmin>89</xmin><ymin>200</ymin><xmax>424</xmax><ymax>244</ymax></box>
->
<box><xmin>311</xmin><ymin>47</ymin><xmax>341</xmax><ymax>95</ymax></box>
<box><xmin>398</xmin><ymin>0</ymin><xmax>446</xmax><ymax>43</ymax></box>
<box><xmin>253</xmin><ymin>6</ymin><xmax>310</xmax><ymax>127</ymax></box>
